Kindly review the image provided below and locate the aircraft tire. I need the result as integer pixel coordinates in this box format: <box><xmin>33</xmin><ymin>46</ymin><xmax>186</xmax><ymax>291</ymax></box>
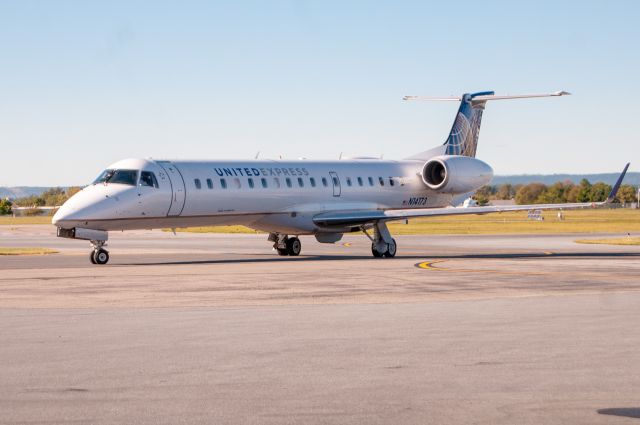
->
<box><xmin>94</xmin><ymin>249</ymin><xmax>109</xmax><ymax>265</ymax></box>
<box><xmin>286</xmin><ymin>237</ymin><xmax>301</xmax><ymax>256</ymax></box>
<box><xmin>276</xmin><ymin>248</ymin><xmax>289</xmax><ymax>256</ymax></box>
<box><xmin>383</xmin><ymin>239</ymin><xmax>397</xmax><ymax>258</ymax></box>
<box><xmin>371</xmin><ymin>244</ymin><xmax>384</xmax><ymax>258</ymax></box>
<box><xmin>90</xmin><ymin>251</ymin><xmax>97</xmax><ymax>264</ymax></box>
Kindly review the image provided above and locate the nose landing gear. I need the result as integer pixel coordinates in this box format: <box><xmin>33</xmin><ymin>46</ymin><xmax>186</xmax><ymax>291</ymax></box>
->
<box><xmin>90</xmin><ymin>240</ymin><xmax>110</xmax><ymax>265</ymax></box>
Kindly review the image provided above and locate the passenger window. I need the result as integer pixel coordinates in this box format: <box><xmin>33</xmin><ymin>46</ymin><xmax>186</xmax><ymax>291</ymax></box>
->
<box><xmin>274</xmin><ymin>177</ymin><xmax>281</xmax><ymax>188</ymax></box>
<box><xmin>378</xmin><ymin>177</ymin><xmax>384</xmax><ymax>186</ymax></box>
<box><xmin>322</xmin><ymin>177</ymin><xmax>328</xmax><ymax>187</ymax></box>
<box><xmin>368</xmin><ymin>177</ymin><xmax>374</xmax><ymax>186</ymax></box>
<box><xmin>233</xmin><ymin>178</ymin><xmax>241</xmax><ymax>189</ymax></box>
<box><xmin>346</xmin><ymin>177</ymin><xmax>352</xmax><ymax>187</ymax></box>
<box><xmin>286</xmin><ymin>178</ymin><xmax>292</xmax><ymax>188</ymax></box>
<box><xmin>298</xmin><ymin>177</ymin><xmax>304</xmax><ymax>187</ymax></box>
<box><xmin>357</xmin><ymin>177</ymin><xmax>363</xmax><ymax>186</ymax></box>
<box><xmin>206</xmin><ymin>178</ymin><xmax>213</xmax><ymax>189</ymax></box>
<box><xmin>261</xmin><ymin>178</ymin><xmax>268</xmax><ymax>188</ymax></box>
<box><xmin>140</xmin><ymin>171</ymin><xmax>158</xmax><ymax>188</ymax></box>
<box><xmin>310</xmin><ymin>177</ymin><xmax>316</xmax><ymax>187</ymax></box>
<box><xmin>332</xmin><ymin>177</ymin><xmax>339</xmax><ymax>186</ymax></box>
<box><xmin>248</xmin><ymin>178</ymin><xmax>255</xmax><ymax>189</ymax></box>
<box><xmin>389</xmin><ymin>177</ymin><xmax>395</xmax><ymax>186</ymax></box>
<box><xmin>220</xmin><ymin>178</ymin><xmax>227</xmax><ymax>189</ymax></box>
<box><xmin>194</xmin><ymin>178</ymin><xmax>202</xmax><ymax>189</ymax></box>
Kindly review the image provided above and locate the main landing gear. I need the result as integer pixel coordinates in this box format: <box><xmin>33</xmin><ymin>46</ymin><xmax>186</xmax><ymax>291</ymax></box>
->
<box><xmin>269</xmin><ymin>233</ymin><xmax>302</xmax><ymax>256</ymax></box>
<box><xmin>89</xmin><ymin>240</ymin><xmax>110</xmax><ymax>265</ymax></box>
<box><xmin>364</xmin><ymin>221</ymin><xmax>397</xmax><ymax>258</ymax></box>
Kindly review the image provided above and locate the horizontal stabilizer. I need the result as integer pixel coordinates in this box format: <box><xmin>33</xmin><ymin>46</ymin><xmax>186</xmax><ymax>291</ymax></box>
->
<box><xmin>403</xmin><ymin>91</ymin><xmax>570</xmax><ymax>102</ymax></box>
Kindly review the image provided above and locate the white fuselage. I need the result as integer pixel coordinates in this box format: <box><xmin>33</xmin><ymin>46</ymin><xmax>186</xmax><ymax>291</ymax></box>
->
<box><xmin>52</xmin><ymin>157</ymin><xmax>472</xmax><ymax>235</ymax></box>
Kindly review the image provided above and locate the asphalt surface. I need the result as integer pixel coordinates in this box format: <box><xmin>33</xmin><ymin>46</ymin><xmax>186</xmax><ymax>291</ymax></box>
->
<box><xmin>1</xmin><ymin>225</ymin><xmax>640</xmax><ymax>424</ymax></box>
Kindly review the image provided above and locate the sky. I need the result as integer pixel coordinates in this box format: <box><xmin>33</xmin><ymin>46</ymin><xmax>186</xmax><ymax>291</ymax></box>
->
<box><xmin>1</xmin><ymin>0</ymin><xmax>639</xmax><ymax>186</ymax></box>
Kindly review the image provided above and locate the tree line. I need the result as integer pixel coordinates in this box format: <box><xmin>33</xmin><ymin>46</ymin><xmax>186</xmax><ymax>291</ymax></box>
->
<box><xmin>0</xmin><ymin>187</ymin><xmax>83</xmax><ymax>215</ymax></box>
<box><xmin>473</xmin><ymin>180</ymin><xmax>638</xmax><ymax>206</ymax></box>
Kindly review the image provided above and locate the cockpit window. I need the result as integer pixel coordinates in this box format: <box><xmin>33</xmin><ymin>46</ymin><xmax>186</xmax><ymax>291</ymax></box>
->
<box><xmin>140</xmin><ymin>171</ymin><xmax>159</xmax><ymax>188</ymax></box>
<box><xmin>93</xmin><ymin>169</ymin><xmax>115</xmax><ymax>184</ymax></box>
<box><xmin>92</xmin><ymin>169</ymin><xmax>138</xmax><ymax>186</ymax></box>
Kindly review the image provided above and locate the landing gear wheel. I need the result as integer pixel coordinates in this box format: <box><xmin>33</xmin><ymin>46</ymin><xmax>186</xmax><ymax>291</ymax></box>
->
<box><xmin>93</xmin><ymin>249</ymin><xmax>109</xmax><ymax>265</ymax></box>
<box><xmin>276</xmin><ymin>248</ymin><xmax>289</xmax><ymax>256</ymax></box>
<box><xmin>371</xmin><ymin>244</ymin><xmax>384</xmax><ymax>258</ymax></box>
<box><xmin>286</xmin><ymin>237</ymin><xmax>301</xmax><ymax>256</ymax></box>
<box><xmin>90</xmin><ymin>251</ymin><xmax>97</xmax><ymax>264</ymax></box>
<box><xmin>383</xmin><ymin>239</ymin><xmax>397</xmax><ymax>258</ymax></box>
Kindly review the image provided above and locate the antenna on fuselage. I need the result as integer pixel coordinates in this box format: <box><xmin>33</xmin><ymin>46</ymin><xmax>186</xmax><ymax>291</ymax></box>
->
<box><xmin>339</xmin><ymin>152</ymin><xmax>343</xmax><ymax>160</ymax></box>
<box><xmin>255</xmin><ymin>151</ymin><xmax>261</xmax><ymax>159</ymax></box>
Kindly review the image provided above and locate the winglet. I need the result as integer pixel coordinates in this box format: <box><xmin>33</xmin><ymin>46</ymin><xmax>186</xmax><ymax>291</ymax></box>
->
<box><xmin>606</xmin><ymin>163</ymin><xmax>630</xmax><ymax>203</ymax></box>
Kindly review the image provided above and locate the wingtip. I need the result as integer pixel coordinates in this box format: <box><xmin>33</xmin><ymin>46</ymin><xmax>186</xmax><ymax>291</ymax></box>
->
<box><xmin>605</xmin><ymin>162</ymin><xmax>631</xmax><ymax>203</ymax></box>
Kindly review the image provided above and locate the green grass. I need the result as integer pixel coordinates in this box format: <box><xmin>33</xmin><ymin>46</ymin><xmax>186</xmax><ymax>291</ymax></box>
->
<box><xmin>0</xmin><ymin>216</ymin><xmax>52</xmax><ymax>225</ymax></box>
<box><xmin>0</xmin><ymin>247</ymin><xmax>58</xmax><ymax>255</ymax></box>
<box><xmin>574</xmin><ymin>237</ymin><xmax>640</xmax><ymax>246</ymax></box>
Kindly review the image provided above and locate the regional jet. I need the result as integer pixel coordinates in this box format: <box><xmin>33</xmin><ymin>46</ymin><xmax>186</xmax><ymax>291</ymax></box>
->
<box><xmin>52</xmin><ymin>91</ymin><xmax>629</xmax><ymax>264</ymax></box>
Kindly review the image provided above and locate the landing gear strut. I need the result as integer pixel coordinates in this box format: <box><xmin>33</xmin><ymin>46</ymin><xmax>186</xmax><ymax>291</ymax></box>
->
<box><xmin>269</xmin><ymin>233</ymin><xmax>302</xmax><ymax>256</ymax></box>
<box><xmin>90</xmin><ymin>240</ymin><xmax>109</xmax><ymax>265</ymax></box>
<box><xmin>364</xmin><ymin>221</ymin><xmax>397</xmax><ymax>258</ymax></box>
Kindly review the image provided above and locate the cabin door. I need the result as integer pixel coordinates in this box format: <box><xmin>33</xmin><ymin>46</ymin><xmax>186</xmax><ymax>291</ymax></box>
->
<box><xmin>329</xmin><ymin>171</ymin><xmax>341</xmax><ymax>197</ymax></box>
<box><xmin>158</xmin><ymin>161</ymin><xmax>186</xmax><ymax>216</ymax></box>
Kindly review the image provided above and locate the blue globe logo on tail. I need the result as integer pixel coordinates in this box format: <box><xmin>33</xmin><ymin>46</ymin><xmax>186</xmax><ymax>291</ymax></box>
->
<box><xmin>444</xmin><ymin>91</ymin><xmax>494</xmax><ymax>158</ymax></box>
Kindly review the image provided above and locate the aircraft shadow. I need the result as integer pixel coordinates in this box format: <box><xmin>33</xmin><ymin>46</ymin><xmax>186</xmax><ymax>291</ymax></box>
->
<box><xmin>121</xmin><ymin>251</ymin><xmax>640</xmax><ymax>267</ymax></box>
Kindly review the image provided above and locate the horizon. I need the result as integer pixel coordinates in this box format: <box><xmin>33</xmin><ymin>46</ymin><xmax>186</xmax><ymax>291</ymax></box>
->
<box><xmin>2</xmin><ymin>1</ymin><xmax>639</xmax><ymax>186</ymax></box>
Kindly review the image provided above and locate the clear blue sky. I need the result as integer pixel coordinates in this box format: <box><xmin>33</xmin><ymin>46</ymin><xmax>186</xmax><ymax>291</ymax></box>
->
<box><xmin>1</xmin><ymin>1</ymin><xmax>639</xmax><ymax>186</ymax></box>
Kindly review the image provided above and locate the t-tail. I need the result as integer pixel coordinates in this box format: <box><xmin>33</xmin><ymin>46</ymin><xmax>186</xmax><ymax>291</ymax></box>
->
<box><xmin>404</xmin><ymin>90</ymin><xmax>571</xmax><ymax>161</ymax></box>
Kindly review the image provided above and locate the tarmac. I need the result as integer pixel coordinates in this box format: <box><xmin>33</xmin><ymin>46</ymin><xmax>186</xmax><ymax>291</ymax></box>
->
<box><xmin>1</xmin><ymin>225</ymin><xmax>640</xmax><ymax>424</ymax></box>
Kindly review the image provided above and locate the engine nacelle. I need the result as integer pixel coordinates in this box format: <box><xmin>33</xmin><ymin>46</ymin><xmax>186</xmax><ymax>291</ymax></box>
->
<box><xmin>421</xmin><ymin>155</ymin><xmax>493</xmax><ymax>194</ymax></box>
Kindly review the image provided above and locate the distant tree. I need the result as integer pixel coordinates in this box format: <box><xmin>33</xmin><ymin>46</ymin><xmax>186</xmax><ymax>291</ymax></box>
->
<box><xmin>473</xmin><ymin>185</ymin><xmax>494</xmax><ymax>206</ymax></box>
<box><xmin>589</xmin><ymin>182</ymin><xmax>612</xmax><ymax>202</ymax></box>
<box><xmin>0</xmin><ymin>198</ymin><xmax>12</xmax><ymax>215</ymax></box>
<box><xmin>576</xmin><ymin>179</ymin><xmax>592</xmax><ymax>202</ymax></box>
<box><xmin>565</xmin><ymin>184</ymin><xmax>581</xmax><ymax>202</ymax></box>
<box><xmin>66</xmin><ymin>187</ymin><xmax>82</xmax><ymax>198</ymax></box>
<box><xmin>515</xmin><ymin>183</ymin><xmax>547</xmax><ymax>204</ymax></box>
<box><xmin>496</xmin><ymin>184</ymin><xmax>515</xmax><ymax>200</ymax></box>
<box><xmin>13</xmin><ymin>186</ymin><xmax>83</xmax><ymax>207</ymax></box>
<box><xmin>537</xmin><ymin>182</ymin><xmax>571</xmax><ymax>204</ymax></box>
<box><xmin>616</xmin><ymin>185</ymin><xmax>637</xmax><ymax>203</ymax></box>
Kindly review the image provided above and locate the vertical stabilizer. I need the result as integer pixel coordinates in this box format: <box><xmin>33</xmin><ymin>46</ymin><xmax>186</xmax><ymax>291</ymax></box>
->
<box><xmin>443</xmin><ymin>91</ymin><xmax>493</xmax><ymax>157</ymax></box>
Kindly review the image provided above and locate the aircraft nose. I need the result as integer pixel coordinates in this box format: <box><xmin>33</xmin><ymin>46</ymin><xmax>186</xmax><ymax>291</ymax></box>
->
<box><xmin>52</xmin><ymin>202</ymin><xmax>76</xmax><ymax>228</ymax></box>
<box><xmin>51</xmin><ymin>187</ymin><xmax>98</xmax><ymax>228</ymax></box>
<box><xmin>51</xmin><ymin>208</ymin><xmax>62</xmax><ymax>226</ymax></box>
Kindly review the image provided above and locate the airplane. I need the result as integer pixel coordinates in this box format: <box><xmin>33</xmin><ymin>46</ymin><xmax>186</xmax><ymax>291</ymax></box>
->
<box><xmin>52</xmin><ymin>91</ymin><xmax>630</xmax><ymax>265</ymax></box>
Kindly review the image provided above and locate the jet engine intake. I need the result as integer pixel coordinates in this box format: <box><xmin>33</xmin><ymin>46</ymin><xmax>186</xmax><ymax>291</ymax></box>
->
<box><xmin>421</xmin><ymin>155</ymin><xmax>493</xmax><ymax>194</ymax></box>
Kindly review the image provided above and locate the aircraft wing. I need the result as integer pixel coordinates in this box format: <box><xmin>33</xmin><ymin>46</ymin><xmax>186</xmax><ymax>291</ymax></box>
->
<box><xmin>313</xmin><ymin>163</ymin><xmax>630</xmax><ymax>228</ymax></box>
